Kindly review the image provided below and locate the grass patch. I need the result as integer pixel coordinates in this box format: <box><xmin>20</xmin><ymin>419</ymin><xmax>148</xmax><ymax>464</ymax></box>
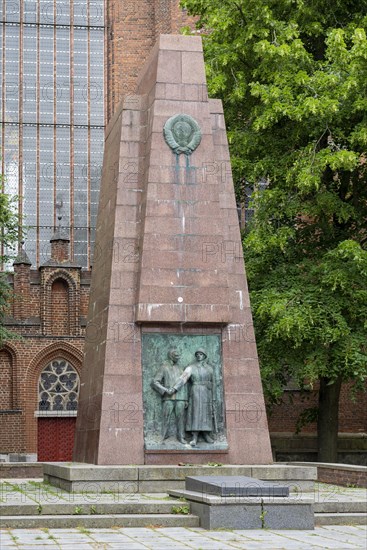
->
<box><xmin>171</xmin><ymin>505</ymin><xmax>190</xmax><ymax>514</ymax></box>
<box><xmin>77</xmin><ymin>526</ymin><xmax>91</xmax><ymax>535</ymax></box>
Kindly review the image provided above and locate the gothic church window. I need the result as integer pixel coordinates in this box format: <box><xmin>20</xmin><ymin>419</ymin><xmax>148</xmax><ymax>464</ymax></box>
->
<box><xmin>38</xmin><ymin>359</ymin><xmax>79</xmax><ymax>411</ymax></box>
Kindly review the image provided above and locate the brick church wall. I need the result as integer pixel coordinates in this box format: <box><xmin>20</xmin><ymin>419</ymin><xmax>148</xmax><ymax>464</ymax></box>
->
<box><xmin>51</xmin><ymin>280</ymin><xmax>70</xmax><ymax>336</ymax></box>
<box><xmin>0</xmin><ymin>350</ymin><xmax>13</xmax><ymax>409</ymax></box>
<box><xmin>268</xmin><ymin>381</ymin><xmax>366</xmax><ymax>435</ymax></box>
<box><xmin>106</xmin><ymin>0</ymin><xmax>196</xmax><ymax>120</ymax></box>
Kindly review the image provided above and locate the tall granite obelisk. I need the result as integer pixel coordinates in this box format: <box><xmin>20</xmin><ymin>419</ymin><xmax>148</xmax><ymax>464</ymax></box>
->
<box><xmin>74</xmin><ymin>35</ymin><xmax>272</xmax><ymax>465</ymax></box>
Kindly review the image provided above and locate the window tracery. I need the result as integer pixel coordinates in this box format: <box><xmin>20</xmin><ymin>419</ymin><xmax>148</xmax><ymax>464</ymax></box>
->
<box><xmin>38</xmin><ymin>359</ymin><xmax>79</xmax><ymax>411</ymax></box>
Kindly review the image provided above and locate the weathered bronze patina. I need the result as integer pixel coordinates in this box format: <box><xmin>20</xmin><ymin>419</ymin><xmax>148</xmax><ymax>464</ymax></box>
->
<box><xmin>151</xmin><ymin>348</ymin><xmax>188</xmax><ymax>444</ymax></box>
<box><xmin>142</xmin><ymin>333</ymin><xmax>228</xmax><ymax>450</ymax></box>
<box><xmin>171</xmin><ymin>348</ymin><xmax>216</xmax><ymax>447</ymax></box>
<box><xmin>163</xmin><ymin>113</ymin><xmax>202</xmax><ymax>155</ymax></box>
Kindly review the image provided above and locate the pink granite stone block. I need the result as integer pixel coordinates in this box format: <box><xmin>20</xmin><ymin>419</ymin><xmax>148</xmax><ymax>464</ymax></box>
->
<box><xmin>209</xmin><ymin>98</ymin><xmax>224</xmax><ymax>114</ymax></box>
<box><xmin>102</xmin><ymin>373</ymin><xmax>141</xmax><ymax>392</ymax></box>
<box><xmin>154</xmin><ymin>82</ymin><xmax>166</xmax><ymax>99</ymax></box>
<box><xmin>225</xmin><ymin>426</ymin><xmax>273</xmax><ymax>464</ymax></box>
<box><xmin>184</xmin><ymin>304</ymin><xmax>231</xmax><ymax>324</ymax></box>
<box><xmin>113</xmin><ymin>220</ymin><xmax>142</xmax><ymax>239</ymax></box>
<box><xmin>147</xmin><ymin>168</ymin><xmax>177</xmax><ymax>186</ymax></box>
<box><xmin>183</xmin><ymin>83</ymin><xmax>208</xmax><ymax>102</ymax></box>
<box><xmin>159</xmin><ymin>34</ymin><xmax>203</xmax><ymax>52</ymax></box>
<box><xmin>157</xmin><ymin>50</ymin><xmax>182</xmax><ymax>83</ymax></box>
<box><xmin>136</xmin><ymin>303</ymin><xmax>185</xmax><ymax>323</ymax></box>
<box><xmin>98</xmin><ymin>418</ymin><xmax>145</xmax><ymax>465</ymax></box>
<box><xmin>182</xmin><ymin>52</ymin><xmax>206</xmax><ymax>84</ymax></box>
<box><xmin>144</xmin><ymin>199</ymin><xmax>180</xmax><ymax>218</ymax></box>
<box><xmin>116</xmin><ymin>188</ymin><xmax>143</xmax><ymax>206</ymax></box>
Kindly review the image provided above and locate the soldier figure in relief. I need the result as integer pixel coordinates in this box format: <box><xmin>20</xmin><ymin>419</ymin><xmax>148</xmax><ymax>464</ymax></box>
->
<box><xmin>151</xmin><ymin>348</ymin><xmax>188</xmax><ymax>444</ymax></box>
<box><xmin>168</xmin><ymin>348</ymin><xmax>215</xmax><ymax>447</ymax></box>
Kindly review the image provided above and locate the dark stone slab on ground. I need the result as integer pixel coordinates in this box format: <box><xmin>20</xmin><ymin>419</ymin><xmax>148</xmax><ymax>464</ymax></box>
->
<box><xmin>186</xmin><ymin>476</ymin><xmax>290</xmax><ymax>497</ymax></box>
<box><xmin>189</xmin><ymin>500</ymin><xmax>314</xmax><ymax>529</ymax></box>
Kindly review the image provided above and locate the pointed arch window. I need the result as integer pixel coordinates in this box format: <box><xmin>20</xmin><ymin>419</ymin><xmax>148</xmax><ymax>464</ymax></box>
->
<box><xmin>38</xmin><ymin>359</ymin><xmax>79</xmax><ymax>412</ymax></box>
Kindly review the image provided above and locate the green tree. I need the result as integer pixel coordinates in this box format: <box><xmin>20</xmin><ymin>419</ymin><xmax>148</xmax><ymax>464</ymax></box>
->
<box><xmin>182</xmin><ymin>0</ymin><xmax>367</xmax><ymax>461</ymax></box>
<box><xmin>0</xmin><ymin>190</ymin><xmax>20</xmax><ymax>345</ymax></box>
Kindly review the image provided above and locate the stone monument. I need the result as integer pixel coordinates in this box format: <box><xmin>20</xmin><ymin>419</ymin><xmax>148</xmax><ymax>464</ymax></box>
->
<box><xmin>73</xmin><ymin>34</ymin><xmax>272</xmax><ymax>465</ymax></box>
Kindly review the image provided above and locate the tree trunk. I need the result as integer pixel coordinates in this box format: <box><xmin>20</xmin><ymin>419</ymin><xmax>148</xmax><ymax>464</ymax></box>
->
<box><xmin>317</xmin><ymin>376</ymin><xmax>342</xmax><ymax>463</ymax></box>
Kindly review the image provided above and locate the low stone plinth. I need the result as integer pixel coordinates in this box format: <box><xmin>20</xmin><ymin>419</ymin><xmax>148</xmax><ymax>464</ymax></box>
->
<box><xmin>0</xmin><ymin>462</ymin><xmax>43</xmax><ymax>479</ymax></box>
<box><xmin>287</xmin><ymin>462</ymin><xmax>367</xmax><ymax>488</ymax></box>
<box><xmin>186</xmin><ymin>475</ymin><xmax>289</xmax><ymax>497</ymax></box>
<box><xmin>43</xmin><ymin>463</ymin><xmax>317</xmax><ymax>494</ymax></box>
<box><xmin>169</xmin><ymin>488</ymin><xmax>314</xmax><ymax>530</ymax></box>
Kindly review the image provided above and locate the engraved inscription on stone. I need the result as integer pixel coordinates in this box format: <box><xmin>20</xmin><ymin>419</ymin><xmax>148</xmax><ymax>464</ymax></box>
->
<box><xmin>142</xmin><ymin>333</ymin><xmax>228</xmax><ymax>450</ymax></box>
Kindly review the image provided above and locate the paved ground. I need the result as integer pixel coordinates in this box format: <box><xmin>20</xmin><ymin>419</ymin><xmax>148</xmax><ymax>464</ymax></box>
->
<box><xmin>1</xmin><ymin>480</ymin><xmax>366</xmax><ymax>548</ymax></box>
<box><xmin>0</xmin><ymin>525</ymin><xmax>366</xmax><ymax>549</ymax></box>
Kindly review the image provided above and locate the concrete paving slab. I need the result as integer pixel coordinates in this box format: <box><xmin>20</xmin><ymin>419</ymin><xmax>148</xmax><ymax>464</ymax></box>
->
<box><xmin>305</xmin><ymin>530</ymin><xmax>367</xmax><ymax>547</ymax></box>
<box><xmin>1</xmin><ymin>526</ymin><xmax>367</xmax><ymax>549</ymax></box>
<box><xmin>87</xmin><ymin>534</ymin><xmax>134</xmax><ymax>541</ymax></box>
<box><xmin>101</xmin><ymin>545</ymin><xmax>151</xmax><ymax>549</ymax></box>
<box><xmin>101</xmin><ymin>546</ymin><xmax>148</xmax><ymax>549</ymax></box>
<box><xmin>322</xmin><ymin>524</ymin><xmax>367</xmax><ymax>538</ymax></box>
<box><xmin>271</xmin><ymin>532</ymin><xmax>356</xmax><ymax>548</ymax></box>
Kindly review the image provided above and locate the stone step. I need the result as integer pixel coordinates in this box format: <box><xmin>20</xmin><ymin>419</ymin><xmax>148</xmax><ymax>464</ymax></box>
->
<box><xmin>3</xmin><ymin>499</ymin><xmax>366</xmax><ymax>516</ymax></box>
<box><xmin>315</xmin><ymin>512</ymin><xmax>367</xmax><ymax>526</ymax></box>
<box><xmin>0</xmin><ymin>513</ymin><xmax>200</xmax><ymax>529</ymax></box>
<box><xmin>44</xmin><ymin>463</ymin><xmax>317</xmax><ymax>493</ymax></box>
<box><xmin>314</xmin><ymin>501</ymin><xmax>367</xmax><ymax>513</ymax></box>
<box><xmin>0</xmin><ymin>500</ymin><xmax>188</xmax><ymax>516</ymax></box>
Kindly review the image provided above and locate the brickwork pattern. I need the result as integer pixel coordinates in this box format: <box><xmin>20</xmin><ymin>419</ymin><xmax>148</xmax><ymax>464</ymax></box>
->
<box><xmin>0</xmin><ymin>412</ymin><xmax>23</xmax><ymax>453</ymax></box>
<box><xmin>318</xmin><ymin>467</ymin><xmax>367</xmax><ymax>488</ymax></box>
<box><xmin>51</xmin><ymin>280</ymin><xmax>70</xmax><ymax>336</ymax></box>
<box><xmin>0</xmin><ymin>350</ymin><xmax>13</xmax><ymax>409</ymax></box>
<box><xmin>0</xmin><ymin>237</ymin><xmax>84</xmax><ymax>456</ymax></box>
<box><xmin>12</xmin><ymin>265</ymin><xmax>31</xmax><ymax>320</ymax></box>
<box><xmin>40</xmin><ymin>268</ymin><xmax>81</xmax><ymax>337</ymax></box>
<box><xmin>106</xmin><ymin>0</ymin><xmax>196</xmax><ymax>120</ymax></box>
<box><xmin>268</xmin><ymin>381</ymin><xmax>367</xmax><ymax>435</ymax></box>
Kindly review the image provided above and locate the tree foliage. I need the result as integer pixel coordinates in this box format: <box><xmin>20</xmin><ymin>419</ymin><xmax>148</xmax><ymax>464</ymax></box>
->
<box><xmin>0</xmin><ymin>190</ymin><xmax>20</xmax><ymax>345</ymax></box>
<box><xmin>182</xmin><ymin>0</ymin><xmax>367</xmax><ymax>457</ymax></box>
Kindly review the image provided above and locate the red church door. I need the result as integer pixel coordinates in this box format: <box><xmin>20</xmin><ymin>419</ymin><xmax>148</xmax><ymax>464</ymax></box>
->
<box><xmin>37</xmin><ymin>417</ymin><xmax>76</xmax><ymax>462</ymax></box>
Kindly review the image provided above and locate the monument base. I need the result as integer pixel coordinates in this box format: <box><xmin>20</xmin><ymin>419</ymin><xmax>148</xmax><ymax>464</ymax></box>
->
<box><xmin>169</xmin><ymin>488</ymin><xmax>314</xmax><ymax>530</ymax></box>
<box><xmin>170</xmin><ymin>475</ymin><xmax>314</xmax><ymax>529</ymax></box>
<box><xmin>43</xmin><ymin>463</ymin><xmax>316</xmax><ymax>494</ymax></box>
<box><xmin>145</xmin><ymin>435</ymin><xmax>229</xmax><ymax>452</ymax></box>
